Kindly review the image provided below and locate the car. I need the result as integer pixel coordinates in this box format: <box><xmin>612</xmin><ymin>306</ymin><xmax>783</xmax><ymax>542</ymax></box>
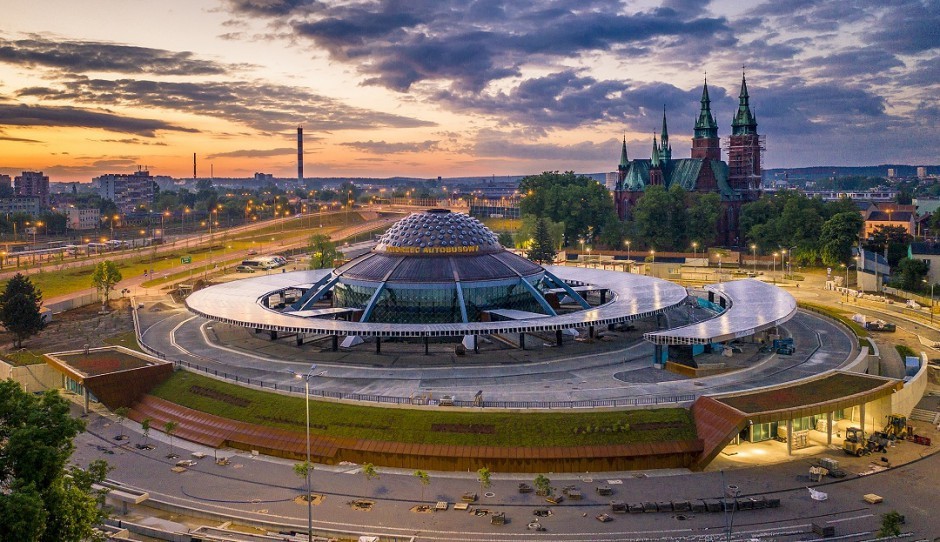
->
<box><xmin>236</xmin><ymin>265</ymin><xmax>256</xmax><ymax>273</ymax></box>
<box><xmin>246</xmin><ymin>249</ymin><xmax>258</xmax><ymax>255</ymax></box>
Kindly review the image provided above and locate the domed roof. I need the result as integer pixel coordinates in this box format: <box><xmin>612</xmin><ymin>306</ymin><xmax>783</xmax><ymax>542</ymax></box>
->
<box><xmin>335</xmin><ymin>209</ymin><xmax>543</xmax><ymax>283</ymax></box>
<box><xmin>374</xmin><ymin>209</ymin><xmax>501</xmax><ymax>255</ymax></box>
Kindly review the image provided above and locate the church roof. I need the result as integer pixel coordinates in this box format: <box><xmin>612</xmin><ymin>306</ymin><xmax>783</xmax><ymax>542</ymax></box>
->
<box><xmin>618</xmin><ymin>158</ymin><xmax>734</xmax><ymax>198</ymax></box>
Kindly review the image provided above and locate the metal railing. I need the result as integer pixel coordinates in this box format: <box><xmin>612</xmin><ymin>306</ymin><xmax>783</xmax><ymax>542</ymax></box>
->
<box><xmin>169</xmin><ymin>357</ymin><xmax>696</xmax><ymax>409</ymax></box>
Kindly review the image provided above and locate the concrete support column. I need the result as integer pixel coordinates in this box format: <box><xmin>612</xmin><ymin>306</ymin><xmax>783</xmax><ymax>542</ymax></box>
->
<box><xmin>269</xmin><ymin>330</ymin><xmax>278</xmax><ymax>340</ymax></box>
<box><xmin>424</xmin><ymin>337</ymin><xmax>429</xmax><ymax>355</ymax></box>
<box><xmin>600</xmin><ymin>290</ymin><xmax>607</xmax><ymax>304</ymax></box>
<box><xmin>474</xmin><ymin>335</ymin><xmax>479</xmax><ymax>353</ymax></box>
<box><xmin>589</xmin><ymin>325</ymin><xmax>595</xmax><ymax>338</ymax></box>
<box><xmin>786</xmin><ymin>418</ymin><xmax>793</xmax><ymax>456</ymax></box>
<box><xmin>860</xmin><ymin>402</ymin><xmax>866</xmax><ymax>441</ymax></box>
<box><xmin>296</xmin><ymin>334</ymin><xmax>304</xmax><ymax>346</ymax></box>
<box><xmin>653</xmin><ymin>344</ymin><xmax>663</xmax><ymax>368</ymax></box>
<box><xmin>83</xmin><ymin>387</ymin><xmax>89</xmax><ymax>415</ymax></box>
<box><xmin>519</xmin><ymin>333</ymin><xmax>525</xmax><ymax>350</ymax></box>
<box><xmin>556</xmin><ymin>329</ymin><xmax>563</xmax><ymax>347</ymax></box>
<box><xmin>827</xmin><ymin>412</ymin><xmax>833</xmax><ymax>445</ymax></box>
<box><xmin>331</xmin><ymin>335</ymin><xmax>338</xmax><ymax>351</ymax></box>
<box><xmin>375</xmin><ymin>337</ymin><xmax>381</xmax><ymax>354</ymax></box>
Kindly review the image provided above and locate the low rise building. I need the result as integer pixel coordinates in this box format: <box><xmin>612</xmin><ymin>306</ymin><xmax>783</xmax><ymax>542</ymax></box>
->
<box><xmin>0</xmin><ymin>196</ymin><xmax>40</xmax><ymax>216</ymax></box>
<box><xmin>65</xmin><ymin>207</ymin><xmax>100</xmax><ymax>231</ymax></box>
<box><xmin>92</xmin><ymin>169</ymin><xmax>155</xmax><ymax>213</ymax></box>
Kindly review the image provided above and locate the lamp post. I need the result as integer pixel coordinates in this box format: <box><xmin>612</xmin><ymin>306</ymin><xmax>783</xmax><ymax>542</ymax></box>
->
<box><xmin>772</xmin><ymin>252</ymin><xmax>778</xmax><ymax>283</ymax></box>
<box><xmin>649</xmin><ymin>249</ymin><xmax>655</xmax><ymax>276</ymax></box>
<box><xmin>292</xmin><ymin>364</ymin><xmax>321</xmax><ymax>542</ymax></box>
<box><xmin>750</xmin><ymin>244</ymin><xmax>757</xmax><ymax>275</ymax></box>
<box><xmin>625</xmin><ymin>239</ymin><xmax>631</xmax><ymax>272</ymax></box>
<box><xmin>842</xmin><ymin>263</ymin><xmax>848</xmax><ymax>302</ymax></box>
<box><xmin>691</xmin><ymin>241</ymin><xmax>698</xmax><ymax>262</ymax></box>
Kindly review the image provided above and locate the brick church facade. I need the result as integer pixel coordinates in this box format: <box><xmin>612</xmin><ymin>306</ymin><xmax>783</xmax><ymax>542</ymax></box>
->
<box><xmin>613</xmin><ymin>75</ymin><xmax>764</xmax><ymax>246</ymax></box>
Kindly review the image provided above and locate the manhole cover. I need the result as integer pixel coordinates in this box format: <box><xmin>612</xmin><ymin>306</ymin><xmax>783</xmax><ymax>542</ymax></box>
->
<box><xmin>675</xmin><ymin>514</ymin><xmax>688</xmax><ymax>520</ymax></box>
<box><xmin>484</xmin><ymin>492</ymin><xmax>495</xmax><ymax>498</ymax></box>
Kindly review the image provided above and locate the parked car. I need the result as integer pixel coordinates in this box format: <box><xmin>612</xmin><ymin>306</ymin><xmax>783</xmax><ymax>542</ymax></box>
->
<box><xmin>236</xmin><ymin>265</ymin><xmax>256</xmax><ymax>273</ymax></box>
<box><xmin>246</xmin><ymin>249</ymin><xmax>258</xmax><ymax>255</ymax></box>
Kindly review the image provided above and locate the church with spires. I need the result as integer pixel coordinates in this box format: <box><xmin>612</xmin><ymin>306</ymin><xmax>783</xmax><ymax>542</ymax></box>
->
<box><xmin>613</xmin><ymin>75</ymin><xmax>764</xmax><ymax>246</ymax></box>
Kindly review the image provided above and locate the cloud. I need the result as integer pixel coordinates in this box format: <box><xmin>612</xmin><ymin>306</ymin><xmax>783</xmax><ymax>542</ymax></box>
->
<box><xmin>207</xmin><ymin>147</ymin><xmax>296</xmax><ymax>158</ymax></box>
<box><xmin>436</xmin><ymin>71</ymin><xmax>720</xmax><ymax>131</ymax></box>
<box><xmin>472</xmin><ymin>130</ymin><xmax>618</xmax><ymax>162</ymax></box>
<box><xmin>18</xmin><ymin>78</ymin><xmax>435</xmax><ymax>133</ymax></box>
<box><xmin>229</xmin><ymin>0</ymin><xmax>734</xmax><ymax>91</ymax></box>
<box><xmin>0</xmin><ymin>135</ymin><xmax>42</xmax><ymax>143</ymax></box>
<box><xmin>96</xmin><ymin>138</ymin><xmax>168</xmax><ymax>146</ymax></box>
<box><xmin>340</xmin><ymin>140</ymin><xmax>440</xmax><ymax>154</ymax></box>
<box><xmin>0</xmin><ymin>36</ymin><xmax>241</xmax><ymax>75</ymax></box>
<box><xmin>0</xmin><ymin>103</ymin><xmax>198</xmax><ymax>136</ymax></box>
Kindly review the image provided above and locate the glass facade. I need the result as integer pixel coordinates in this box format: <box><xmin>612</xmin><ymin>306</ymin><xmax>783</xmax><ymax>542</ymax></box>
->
<box><xmin>332</xmin><ymin>278</ymin><xmax>548</xmax><ymax>324</ymax></box>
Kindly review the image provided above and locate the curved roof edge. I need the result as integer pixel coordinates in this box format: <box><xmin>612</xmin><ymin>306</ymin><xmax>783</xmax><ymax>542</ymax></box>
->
<box><xmin>184</xmin><ymin>266</ymin><xmax>688</xmax><ymax>338</ymax></box>
<box><xmin>644</xmin><ymin>279</ymin><xmax>796</xmax><ymax>345</ymax></box>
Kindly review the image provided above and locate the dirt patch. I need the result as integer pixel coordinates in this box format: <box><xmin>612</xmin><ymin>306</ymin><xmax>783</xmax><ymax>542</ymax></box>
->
<box><xmin>293</xmin><ymin>494</ymin><xmax>325</xmax><ymax>506</ymax></box>
<box><xmin>189</xmin><ymin>385</ymin><xmax>251</xmax><ymax>408</ymax></box>
<box><xmin>0</xmin><ymin>298</ymin><xmax>135</xmax><ymax>354</ymax></box>
<box><xmin>348</xmin><ymin>499</ymin><xmax>374</xmax><ymax>511</ymax></box>
<box><xmin>431</xmin><ymin>424</ymin><xmax>496</xmax><ymax>434</ymax></box>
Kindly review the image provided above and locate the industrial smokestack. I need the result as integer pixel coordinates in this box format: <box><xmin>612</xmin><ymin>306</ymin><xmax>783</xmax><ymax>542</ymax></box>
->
<box><xmin>193</xmin><ymin>153</ymin><xmax>197</xmax><ymax>179</ymax></box>
<box><xmin>297</xmin><ymin>126</ymin><xmax>304</xmax><ymax>183</ymax></box>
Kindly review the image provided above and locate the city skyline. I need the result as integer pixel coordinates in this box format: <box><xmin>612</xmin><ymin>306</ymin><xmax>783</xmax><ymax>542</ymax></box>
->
<box><xmin>1</xmin><ymin>0</ymin><xmax>938</xmax><ymax>182</ymax></box>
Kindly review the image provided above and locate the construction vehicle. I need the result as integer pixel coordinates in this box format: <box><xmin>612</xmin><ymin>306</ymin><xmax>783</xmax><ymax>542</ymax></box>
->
<box><xmin>842</xmin><ymin>427</ymin><xmax>872</xmax><ymax>456</ymax></box>
<box><xmin>773</xmin><ymin>337</ymin><xmax>795</xmax><ymax>355</ymax></box>
<box><xmin>883</xmin><ymin>414</ymin><xmax>914</xmax><ymax>440</ymax></box>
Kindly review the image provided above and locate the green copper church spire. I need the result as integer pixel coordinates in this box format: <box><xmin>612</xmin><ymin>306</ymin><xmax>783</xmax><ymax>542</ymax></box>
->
<box><xmin>618</xmin><ymin>134</ymin><xmax>629</xmax><ymax>169</ymax></box>
<box><xmin>732</xmin><ymin>72</ymin><xmax>758</xmax><ymax>136</ymax></box>
<box><xmin>651</xmin><ymin>134</ymin><xmax>661</xmax><ymax>167</ymax></box>
<box><xmin>659</xmin><ymin>106</ymin><xmax>672</xmax><ymax>162</ymax></box>
<box><xmin>694</xmin><ymin>77</ymin><xmax>719</xmax><ymax>139</ymax></box>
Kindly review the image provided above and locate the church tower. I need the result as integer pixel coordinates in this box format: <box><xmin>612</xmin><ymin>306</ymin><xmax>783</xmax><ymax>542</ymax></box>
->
<box><xmin>727</xmin><ymin>73</ymin><xmax>762</xmax><ymax>192</ymax></box>
<box><xmin>659</xmin><ymin>108</ymin><xmax>672</xmax><ymax>163</ymax></box>
<box><xmin>614</xmin><ymin>135</ymin><xmax>630</xmax><ymax>218</ymax></box>
<box><xmin>649</xmin><ymin>134</ymin><xmax>664</xmax><ymax>186</ymax></box>
<box><xmin>691</xmin><ymin>78</ymin><xmax>721</xmax><ymax>160</ymax></box>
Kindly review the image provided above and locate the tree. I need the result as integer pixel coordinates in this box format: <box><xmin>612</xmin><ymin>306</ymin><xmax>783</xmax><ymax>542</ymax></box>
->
<box><xmin>878</xmin><ymin>510</ymin><xmax>904</xmax><ymax>537</ymax></box>
<box><xmin>518</xmin><ymin>171</ymin><xmax>615</xmax><ymax>244</ymax></box>
<box><xmin>686</xmin><ymin>192</ymin><xmax>721</xmax><ymax>249</ymax></box>
<box><xmin>293</xmin><ymin>461</ymin><xmax>314</xmax><ymax>497</ymax></box>
<box><xmin>893</xmin><ymin>257</ymin><xmax>929</xmax><ymax>291</ymax></box>
<box><xmin>476</xmin><ymin>467</ymin><xmax>492</xmax><ymax>494</ymax></box>
<box><xmin>864</xmin><ymin>225</ymin><xmax>911</xmax><ymax>268</ymax></box>
<box><xmin>819</xmin><ymin>212</ymin><xmax>864</xmax><ymax>267</ymax></box>
<box><xmin>164</xmin><ymin>420</ymin><xmax>179</xmax><ymax>458</ymax></box>
<box><xmin>362</xmin><ymin>463</ymin><xmax>379</xmax><ymax>481</ymax></box>
<box><xmin>526</xmin><ymin>218</ymin><xmax>556</xmax><ymax>263</ymax></box>
<box><xmin>413</xmin><ymin>470</ymin><xmax>430</xmax><ymax>501</ymax></box>
<box><xmin>91</xmin><ymin>261</ymin><xmax>122</xmax><ymax>311</ymax></box>
<box><xmin>631</xmin><ymin>185</ymin><xmax>673</xmax><ymax>250</ymax></box>
<box><xmin>140</xmin><ymin>417</ymin><xmax>152</xmax><ymax>447</ymax></box>
<box><xmin>308</xmin><ymin>234</ymin><xmax>338</xmax><ymax>269</ymax></box>
<box><xmin>534</xmin><ymin>474</ymin><xmax>552</xmax><ymax>496</ymax></box>
<box><xmin>0</xmin><ymin>380</ymin><xmax>112</xmax><ymax>541</ymax></box>
<box><xmin>114</xmin><ymin>406</ymin><xmax>129</xmax><ymax>441</ymax></box>
<box><xmin>0</xmin><ymin>273</ymin><xmax>46</xmax><ymax>348</ymax></box>
<box><xmin>497</xmin><ymin>231</ymin><xmax>515</xmax><ymax>248</ymax></box>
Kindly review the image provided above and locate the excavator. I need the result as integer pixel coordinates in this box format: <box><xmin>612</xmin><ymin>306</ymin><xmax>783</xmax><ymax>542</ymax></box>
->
<box><xmin>842</xmin><ymin>427</ymin><xmax>871</xmax><ymax>456</ymax></box>
<box><xmin>883</xmin><ymin>414</ymin><xmax>914</xmax><ymax>440</ymax></box>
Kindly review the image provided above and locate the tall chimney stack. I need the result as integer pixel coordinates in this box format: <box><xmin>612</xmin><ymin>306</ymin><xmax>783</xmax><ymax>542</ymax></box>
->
<box><xmin>297</xmin><ymin>126</ymin><xmax>304</xmax><ymax>184</ymax></box>
<box><xmin>193</xmin><ymin>153</ymin><xmax>197</xmax><ymax>179</ymax></box>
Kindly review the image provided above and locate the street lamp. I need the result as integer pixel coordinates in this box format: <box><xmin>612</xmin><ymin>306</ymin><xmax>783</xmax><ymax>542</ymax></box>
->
<box><xmin>750</xmin><ymin>244</ymin><xmax>757</xmax><ymax>275</ymax></box>
<box><xmin>691</xmin><ymin>241</ymin><xmax>698</xmax><ymax>262</ymax></box>
<box><xmin>291</xmin><ymin>364</ymin><xmax>322</xmax><ymax>542</ymax></box>
<box><xmin>624</xmin><ymin>239</ymin><xmax>631</xmax><ymax>272</ymax></box>
<box><xmin>841</xmin><ymin>263</ymin><xmax>848</xmax><ymax>302</ymax></box>
<box><xmin>772</xmin><ymin>252</ymin><xmax>778</xmax><ymax>283</ymax></box>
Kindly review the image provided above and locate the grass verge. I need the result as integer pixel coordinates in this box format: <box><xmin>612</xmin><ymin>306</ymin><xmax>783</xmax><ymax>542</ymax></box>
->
<box><xmin>150</xmin><ymin>371</ymin><xmax>696</xmax><ymax>447</ymax></box>
<box><xmin>798</xmin><ymin>301</ymin><xmax>869</xmax><ymax>338</ymax></box>
<box><xmin>103</xmin><ymin>331</ymin><xmax>145</xmax><ymax>354</ymax></box>
<box><xmin>895</xmin><ymin>344</ymin><xmax>916</xmax><ymax>359</ymax></box>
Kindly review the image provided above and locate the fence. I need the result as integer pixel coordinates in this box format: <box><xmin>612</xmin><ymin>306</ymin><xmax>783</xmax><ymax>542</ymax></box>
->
<box><xmin>169</xmin><ymin>358</ymin><xmax>696</xmax><ymax>410</ymax></box>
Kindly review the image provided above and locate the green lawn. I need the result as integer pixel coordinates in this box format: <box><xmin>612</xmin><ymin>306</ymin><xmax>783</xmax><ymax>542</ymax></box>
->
<box><xmin>1</xmin><ymin>350</ymin><xmax>46</xmax><ymax>366</ymax></box>
<box><xmin>151</xmin><ymin>371</ymin><xmax>696</xmax><ymax>447</ymax></box>
<box><xmin>103</xmin><ymin>331</ymin><xmax>144</xmax><ymax>353</ymax></box>
<box><xmin>798</xmin><ymin>301</ymin><xmax>869</xmax><ymax>338</ymax></box>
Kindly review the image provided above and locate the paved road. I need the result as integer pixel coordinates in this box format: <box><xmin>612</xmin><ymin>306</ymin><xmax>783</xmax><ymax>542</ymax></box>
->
<box><xmin>74</xmin><ymin>406</ymin><xmax>940</xmax><ymax>541</ymax></box>
<box><xmin>138</xmin><ymin>302</ymin><xmax>855</xmax><ymax>405</ymax></box>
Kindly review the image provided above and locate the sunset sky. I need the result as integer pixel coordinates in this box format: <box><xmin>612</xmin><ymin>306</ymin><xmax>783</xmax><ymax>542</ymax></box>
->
<box><xmin>1</xmin><ymin>0</ymin><xmax>938</xmax><ymax>182</ymax></box>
